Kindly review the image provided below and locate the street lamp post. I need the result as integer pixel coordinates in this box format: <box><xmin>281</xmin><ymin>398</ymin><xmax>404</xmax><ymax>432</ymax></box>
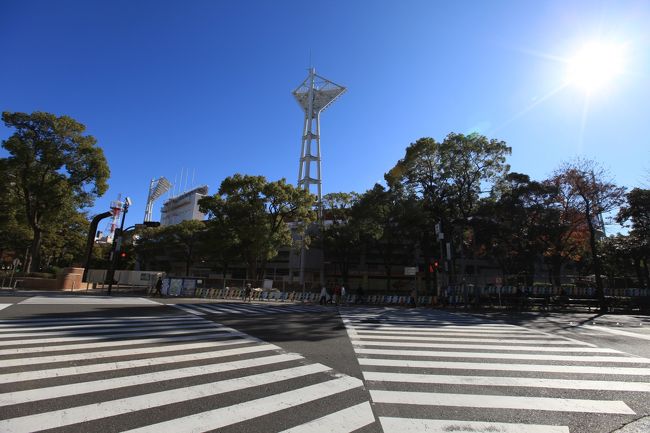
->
<box><xmin>107</xmin><ymin>197</ymin><xmax>131</xmax><ymax>295</ymax></box>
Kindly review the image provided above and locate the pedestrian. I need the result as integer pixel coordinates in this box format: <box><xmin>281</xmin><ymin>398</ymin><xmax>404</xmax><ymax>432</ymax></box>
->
<box><xmin>333</xmin><ymin>285</ymin><xmax>341</xmax><ymax>306</ymax></box>
<box><xmin>409</xmin><ymin>288</ymin><xmax>417</xmax><ymax>308</ymax></box>
<box><xmin>356</xmin><ymin>286</ymin><xmax>364</xmax><ymax>304</ymax></box>
<box><xmin>319</xmin><ymin>286</ymin><xmax>329</xmax><ymax>305</ymax></box>
<box><xmin>244</xmin><ymin>283</ymin><xmax>252</xmax><ymax>302</ymax></box>
<box><xmin>154</xmin><ymin>277</ymin><xmax>163</xmax><ymax>297</ymax></box>
<box><xmin>341</xmin><ymin>285</ymin><xmax>347</xmax><ymax>306</ymax></box>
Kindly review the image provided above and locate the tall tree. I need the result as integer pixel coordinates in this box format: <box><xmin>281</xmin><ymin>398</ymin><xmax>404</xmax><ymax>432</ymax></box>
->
<box><xmin>322</xmin><ymin>192</ymin><xmax>360</xmax><ymax>285</ymax></box>
<box><xmin>555</xmin><ymin>159</ymin><xmax>626</xmax><ymax>306</ymax></box>
<box><xmin>1</xmin><ymin>112</ymin><xmax>110</xmax><ymax>272</ymax></box>
<box><xmin>199</xmin><ymin>175</ymin><xmax>315</xmax><ymax>280</ymax></box>
<box><xmin>617</xmin><ymin>188</ymin><xmax>650</xmax><ymax>288</ymax></box>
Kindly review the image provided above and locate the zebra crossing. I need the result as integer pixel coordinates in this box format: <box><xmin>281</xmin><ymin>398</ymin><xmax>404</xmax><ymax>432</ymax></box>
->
<box><xmin>341</xmin><ymin>308</ymin><xmax>650</xmax><ymax>433</ymax></box>
<box><xmin>171</xmin><ymin>302</ymin><xmax>330</xmax><ymax>316</ymax></box>
<box><xmin>0</xmin><ymin>313</ymin><xmax>376</xmax><ymax>432</ymax></box>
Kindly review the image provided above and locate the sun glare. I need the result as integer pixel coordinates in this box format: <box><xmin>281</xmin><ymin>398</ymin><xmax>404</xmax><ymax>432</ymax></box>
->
<box><xmin>566</xmin><ymin>42</ymin><xmax>625</xmax><ymax>92</ymax></box>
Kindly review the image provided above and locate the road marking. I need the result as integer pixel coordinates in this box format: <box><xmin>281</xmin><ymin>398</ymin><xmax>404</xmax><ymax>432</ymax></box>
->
<box><xmin>0</xmin><ymin>315</ymin><xmax>202</xmax><ymax>326</ymax></box>
<box><xmin>354</xmin><ymin>347</ymin><xmax>650</xmax><ymax>363</ymax></box>
<box><xmin>0</xmin><ymin>337</ymin><xmax>251</xmax><ymax>367</ymax></box>
<box><xmin>0</xmin><ymin>332</ymin><xmax>240</xmax><ymax>356</ymax></box>
<box><xmin>122</xmin><ymin>376</ymin><xmax>364</xmax><ymax>433</ymax></box>
<box><xmin>350</xmin><ymin>326</ymin><xmax>533</xmax><ymax>334</ymax></box>
<box><xmin>171</xmin><ymin>304</ymin><xmax>205</xmax><ymax>315</ymax></box>
<box><xmin>18</xmin><ymin>296</ymin><xmax>160</xmax><ymax>305</ymax></box>
<box><xmin>370</xmin><ymin>390</ymin><xmax>635</xmax><ymax>414</ymax></box>
<box><xmin>278</xmin><ymin>402</ymin><xmax>375</xmax><ymax>433</ymax></box>
<box><xmin>354</xmin><ymin>334</ymin><xmax>586</xmax><ymax>344</ymax></box>
<box><xmin>578</xmin><ymin>325</ymin><xmax>650</xmax><ymax>341</ymax></box>
<box><xmin>363</xmin><ymin>371</ymin><xmax>650</xmax><ymax>392</ymax></box>
<box><xmin>359</xmin><ymin>358</ymin><xmax>650</xmax><ymax>375</ymax></box>
<box><xmin>0</xmin><ymin>353</ymin><xmax>302</xmax><ymax>407</ymax></box>
<box><xmin>0</xmin><ymin>326</ymin><xmax>229</xmax><ymax>347</ymax></box>
<box><xmin>0</xmin><ymin>304</ymin><xmax>11</xmax><ymax>311</ymax></box>
<box><xmin>379</xmin><ymin>417</ymin><xmax>569</xmax><ymax>433</ymax></box>
<box><xmin>350</xmin><ymin>339</ymin><xmax>620</xmax><ymax>352</ymax></box>
<box><xmin>0</xmin><ymin>364</ymin><xmax>332</xmax><ymax>433</ymax></box>
<box><xmin>0</xmin><ymin>321</ymin><xmax>222</xmax><ymax>338</ymax></box>
<box><xmin>0</xmin><ymin>343</ymin><xmax>279</xmax><ymax>384</ymax></box>
<box><xmin>0</xmin><ymin>317</ymin><xmax>203</xmax><ymax>332</ymax></box>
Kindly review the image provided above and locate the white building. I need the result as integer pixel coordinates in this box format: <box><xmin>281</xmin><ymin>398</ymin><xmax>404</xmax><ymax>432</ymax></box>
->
<box><xmin>160</xmin><ymin>185</ymin><xmax>208</xmax><ymax>226</ymax></box>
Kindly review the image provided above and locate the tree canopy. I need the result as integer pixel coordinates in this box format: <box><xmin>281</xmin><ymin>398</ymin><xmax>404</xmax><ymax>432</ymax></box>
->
<box><xmin>1</xmin><ymin>111</ymin><xmax>110</xmax><ymax>272</ymax></box>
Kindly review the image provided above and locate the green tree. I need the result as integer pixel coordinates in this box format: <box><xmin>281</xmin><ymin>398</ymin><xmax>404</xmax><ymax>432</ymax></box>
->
<box><xmin>617</xmin><ymin>188</ymin><xmax>650</xmax><ymax>287</ymax></box>
<box><xmin>322</xmin><ymin>192</ymin><xmax>360</xmax><ymax>285</ymax></box>
<box><xmin>199</xmin><ymin>174</ymin><xmax>316</xmax><ymax>280</ymax></box>
<box><xmin>555</xmin><ymin>159</ymin><xmax>626</xmax><ymax>306</ymax></box>
<box><xmin>1</xmin><ymin>112</ymin><xmax>110</xmax><ymax>272</ymax></box>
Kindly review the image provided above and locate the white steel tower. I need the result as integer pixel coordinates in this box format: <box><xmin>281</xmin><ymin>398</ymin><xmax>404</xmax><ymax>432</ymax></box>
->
<box><xmin>293</xmin><ymin>68</ymin><xmax>346</xmax><ymax>217</ymax></box>
<box><xmin>293</xmin><ymin>68</ymin><xmax>345</xmax><ymax>288</ymax></box>
<box><xmin>144</xmin><ymin>177</ymin><xmax>171</xmax><ymax>222</ymax></box>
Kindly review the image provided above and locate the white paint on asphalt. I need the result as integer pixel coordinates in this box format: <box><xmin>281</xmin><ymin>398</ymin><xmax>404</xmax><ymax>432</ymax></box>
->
<box><xmin>0</xmin><ymin>317</ymin><xmax>212</xmax><ymax>333</ymax></box>
<box><xmin>0</xmin><ymin>325</ymin><xmax>229</xmax><ymax>347</ymax></box>
<box><xmin>351</xmin><ymin>339</ymin><xmax>620</xmax><ymax>352</ymax></box>
<box><xmin>350</xmin><ymin>325</ymin><xmax>533</xmax><ymax>334</ymax></box>
<box><xmin>0</xmin><ymin>364</ymin><xmax>332</xmax><ymax>433</ymax></box>
<box><xmin>363</xmin><ymin>371</ymin><xmax>650</xmax><ymax>392</ymax></box>
<box><xmin>0</xmin><ymin>343</ymin><xmax>279</xmax><ymax>384</ymax></box>
<box><xmin>0</xmin><ymin>332</ymin><xmax>238</xmax><ymax>356</ymax></box>
<box><xmin>0</xmin><ymin>304</ymin><xmax>11</xmax><ymax>311</ymax></box>
<box><xmin>354</xmin><ymin>334</ymin><xmax>587</xmax><ymax>344</ymax></box>
<box><xmin>19</xmin><ymin>296</ymin><xmax>160</xmax><ymax>305</ymax></box>
<box><xmin>578</xmin><ymin>325</ymin><xmax>650</xmax><ymax>341</ymax></box>
<box><xmin>0</xmin><ymin>353</ymin><xmax>303</xmax><ymax>407</ymax></box>
<box><xmin>0</xmin><ymin>321</ymin><xmax>222</xmax><ymax>338</ymax></box>
<box><xmin>370</xmin><ymin>390</ymin><xmax>635</xmax><ymax>414</ymax></box>
<box><xmin>354</xmin><ymin>347</ymin><xmax>650</xmax><ymax>363</ymax></box>
<box><xmin>278</xmin><ymin>402</ymin><xmax>375</xmax><ymax>433</ymax></box>
<box><xmin>0</xmin><ymin>337</ymin><xmax>251</xmax><ymax>367</ymax></box>
<box><xmin>171</xmin><ymin>304</ymin><xmax>205</xmax><ymax>315</ymax></box>
<box><xmin>122</xmin><ymin>376</ymin><xmax>364</xmax><ymax>433</ymax></box>
<box><xmin>0</xmin><ymin>315</ymin><xmax>202</xmax><ymax>326</ymax></box>
<box><xmin>359</xmin><ymin>357</ymin><xmax>650</xmax><ymax>375</ymax></box>
<box><xmin>379</xmin><ymin>417</ymin><xmax>569</xmax><ymax>433</ymax></box>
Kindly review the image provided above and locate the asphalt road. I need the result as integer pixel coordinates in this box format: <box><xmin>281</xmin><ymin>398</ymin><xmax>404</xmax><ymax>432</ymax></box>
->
<box><xmin>1</xmin><ymin>292</ymin><xmax>649</xmax><ymax>433</ymax></box>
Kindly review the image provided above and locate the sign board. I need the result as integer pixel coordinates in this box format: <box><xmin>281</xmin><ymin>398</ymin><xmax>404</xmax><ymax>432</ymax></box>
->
<box><xmin>404</xmin><ymin>267</ymin><xmax>417</xmax><ymax>276</ymax></box>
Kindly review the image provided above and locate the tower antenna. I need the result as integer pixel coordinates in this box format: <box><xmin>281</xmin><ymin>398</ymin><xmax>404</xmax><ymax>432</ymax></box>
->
<box><xmin>292</xmin><ymin>67</ymin><xmax>346</xmax><ymax>288</ymax></box>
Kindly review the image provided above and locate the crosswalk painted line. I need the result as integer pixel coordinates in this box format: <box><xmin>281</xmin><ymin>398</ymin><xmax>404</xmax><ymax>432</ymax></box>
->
<box><xmin>351</xmin><ymin>339</ymin><xmax>620</xmax><ymax>352</ymax></box>
<box><xmin>341</xmin><ymin>308</ymin><xmax>650</xmax><ymax>433</ymax></box>
<box><xmin>370</xmin><ymin>390</ymin><xmax>635</xmax><ymax>414</ymax></box>
<box><xmin>363</xmin><ymin>371</ymin><xmax>650</xmax><ymax>392</ymax></box>
<box><xmin>355</xmin><ymin>348</ymin><xmax>650</xmax><ymax>363</ymax></box>
<box><xmin>172</xmin><ymin>302</ymin><xmax>330</xmax><ymax>316</ymax></box>
<box><xmin>379</xmin><ymin>417</ymin><xmax>570</xmax><ymax>433</ymax></box>
<box><xmin>278</xmin><ymin>402</ymin><xmax>376</xmax><ymax>433</ymax></box>
<box><xmin>18</xmin><ymin>296</ymin><xmax>161</xmax><ymax>304</ymax></box>
<box><xmin>122</xmin><ymin>376</ymin><xmax>365</xmax><ymax>433</ymax></box>
<box><xmin>0</xmin><ymin>304</ymin><xmax>11</xmax><ymax>311</ymax></box>
<box><xmin>0</xmin><ymin>314</ymin><xmax>373</xmax><ymax>432</ymax></box>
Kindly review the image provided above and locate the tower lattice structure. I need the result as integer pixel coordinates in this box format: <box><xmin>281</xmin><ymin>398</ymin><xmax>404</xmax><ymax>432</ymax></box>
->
<box><xmin>293</xmin><ymin>68</ymin><xmax>346</xmax><ymax>218</ymax></box>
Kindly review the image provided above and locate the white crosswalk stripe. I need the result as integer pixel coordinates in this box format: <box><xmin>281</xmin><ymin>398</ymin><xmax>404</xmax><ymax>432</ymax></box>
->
<box><xmin>0</xmin><ymin>314</ymin><xmax>375</xmax><ymax>432</ymax></box>
<box><xmin>172</xmin><ymin>302</ymin><xmax>330</xmax><ymax>316</ymax></box>
<box><xmin>342</xmin><ymin>308</ymin><xmax>650</xmax><ymax>433</ymax></box>
<box><xmin>0</xmin><ymin>304</ymin><xmax>12</xmax><ymax>311</ymax></box>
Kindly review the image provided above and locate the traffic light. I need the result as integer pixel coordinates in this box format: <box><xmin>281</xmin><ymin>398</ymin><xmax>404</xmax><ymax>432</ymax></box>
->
<box><xmin>429</xmin><ymin>261</ymin><xmax>439</xmax><ymax>273</ymax></box>
<box><xmin>120</xmin><ymin>252</ymin><xmax>127</xmax><ymax>259</ymax></box>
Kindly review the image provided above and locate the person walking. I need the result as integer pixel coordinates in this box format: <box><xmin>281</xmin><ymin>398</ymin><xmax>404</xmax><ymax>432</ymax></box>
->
<box><xmin>154</xmin><ymin>277</ymin><xmax>163</xmax><ymax>297</ymax></box>
<box><xmin>319</xmin><ymin>286</ymin><xmax>329</xmax><ymax>305</ymax></box>
<box><xmin>341</xmin><ymin>285</ymin><xmax>347</xmax><ymax>306</ymax></box>
<box><xmin>244</xmin><ymin>283</ymin><xmax>252</xmax><ymax>302</ymax></box>
<box><xmin>333</xmin><ymin>285</ymin><xmax>341</xmax><ymax>306</ymax></box>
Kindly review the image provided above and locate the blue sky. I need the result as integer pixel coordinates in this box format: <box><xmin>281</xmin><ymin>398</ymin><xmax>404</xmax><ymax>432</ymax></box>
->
<box><xmin>2</xmin><ymin>0</ymin><xmax>649</xmax><ymax>228</ymax></box>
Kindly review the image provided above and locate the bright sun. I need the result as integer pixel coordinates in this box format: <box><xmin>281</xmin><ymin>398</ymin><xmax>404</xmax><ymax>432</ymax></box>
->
<box><xmin>566</xmin><ymin>42</ymin><xmax>625</xmax><ymax>92</ymax></box>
